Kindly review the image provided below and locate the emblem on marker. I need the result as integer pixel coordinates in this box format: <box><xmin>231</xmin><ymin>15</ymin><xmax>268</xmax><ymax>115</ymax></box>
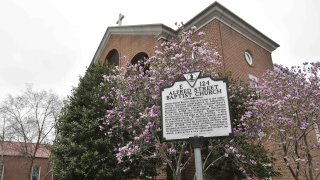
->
<box><xmin>183</xmin><ymin>72</ymin><xmax>200</xmax><ymax>87</ymax></box>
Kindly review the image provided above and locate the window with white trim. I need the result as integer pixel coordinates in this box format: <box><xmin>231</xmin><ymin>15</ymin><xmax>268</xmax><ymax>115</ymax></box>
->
<box><xmin>248</xmin><ymin>74</ymin><xmax>258</xmax><ymax>89</ymax></box>
<box><xmin>314</xmin><ymin>123</ymin><xmax>320</xmax><ymax>145</ymax></box>
<box><xmin>0</xmin><ymin>164</ymin><xmax>3</xmax><ymax>180</ymax></box>
<box><xmin>191</xmin><ymin>47</ymin><xmax>204</xmax><ymax>60</ymax></box>
<box><xmin>244</xmin><ymin>50</ymin><xmax>253</xmax><ymax>66</ymax></box>
<box><xmin>249</xmin><ymin>74</ymin><xmax>259</xmax><ymax>96</ymax></box>
<box><xmin>262</xmin><ymin>163</ymin><xmax>273</xmax><ymax>180</ymax></box>
<box><xmin>31</xmin><ymin>165</ymin><xmax>40</xmax><ymax>180</ymax></box>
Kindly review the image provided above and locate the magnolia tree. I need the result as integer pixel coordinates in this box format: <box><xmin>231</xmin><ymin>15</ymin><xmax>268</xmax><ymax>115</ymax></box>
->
<box><xmin>202</xmin><ymin>78</ymin><xmax>277</xmax><ymax>179</ymax></box>
<box><xmin>100</xmin><ymin>27</ymin><xmax>276</xmax><ymax>179</ymax></box>
<box><xmin>242</xmin><ymin>63</ymin><xmax>320</xmax><ymax>180</ymax></box>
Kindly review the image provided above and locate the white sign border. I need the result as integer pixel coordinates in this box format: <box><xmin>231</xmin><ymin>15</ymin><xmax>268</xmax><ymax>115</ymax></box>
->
<box><xmin>160</xmin><ymin>74</ymin><xmax>233</xmax><ymax>142</ymax></box>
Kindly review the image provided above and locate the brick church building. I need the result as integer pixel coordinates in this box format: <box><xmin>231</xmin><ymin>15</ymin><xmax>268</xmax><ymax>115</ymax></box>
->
<box><xmin>89</xmin><ymin>2</ymin><xmax>310</xmax><ymax>179</ymax></box>
<box><xmin>0</xmin><ymin>141</ymin><xmax>54</xmax><ymax>180</ymax></box>
<box><xmin>92</xmin><ymin>2</ymin><xmax>279</xmax><ymax>83</ymax></box>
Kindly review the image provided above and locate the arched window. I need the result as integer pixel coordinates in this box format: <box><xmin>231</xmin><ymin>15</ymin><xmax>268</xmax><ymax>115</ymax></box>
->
<box><xmin>105</xmin><ymin>49</ymin><xmax>119</xmax><ymax>66</ymax></box>
<box><xmin>131</xmin><ymin>52</ymin><xmax>148</xmax><ymax>65</ymax></box>
<box><xmin>131</xmin><ymin>52</ymin><xmax>149</xmax><ymax>73</ymax></box>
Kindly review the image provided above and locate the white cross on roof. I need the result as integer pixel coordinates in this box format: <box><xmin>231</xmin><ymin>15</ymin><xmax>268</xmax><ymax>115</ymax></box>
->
<box><xmin>116</xmin><ymin>13</ymin><xmax>125</xmax><ymax>26</ymax></box>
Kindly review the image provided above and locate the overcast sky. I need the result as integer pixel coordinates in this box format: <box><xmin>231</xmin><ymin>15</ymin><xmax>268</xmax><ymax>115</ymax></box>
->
<box><xmin>0</xmin><ymin>0</ymin><xmax>319</xmax><ymax>99</ymax></box>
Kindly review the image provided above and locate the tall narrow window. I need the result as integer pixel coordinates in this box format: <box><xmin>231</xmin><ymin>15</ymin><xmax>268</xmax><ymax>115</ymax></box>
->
<box><xmin>248</xmin><ymin>74</ymin><xmax>258</xmax><ymax>89</ymax></box>
<box><xmin>314</xmin><ymin>123</ymin><xmax>320</xmax><ymax>145</ymax></box>
<box><xmin>249</xmin><ymin>74</ymin><xmax>259</xmax><ymax>96</ymax></box>
<box><xmin>0</xmin><ymin>164</ymin><xmax>3</xmax><ymax>180</ymax></box>
<box><xmin>191</xmin><ymin>47</ymin><xmax>204</xmax><ymax>60</ymax></box>
<box><xmin>31</xmin><ymin>165</ymin><xmax>40</xmax><ymax>180</ymax></box>
<box><xmin>262</xmin><ymin>163</ymin><xmax>273</xmax><ymax>180</ymax></box>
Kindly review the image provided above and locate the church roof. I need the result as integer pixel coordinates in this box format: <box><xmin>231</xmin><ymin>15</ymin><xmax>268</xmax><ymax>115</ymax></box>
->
<box><xmin>183</xmin><ymin>2</ymin><xmax>279</xmax><ymax>53</ymax></box>
<box><xmin>0</xmin><ymin>141</ymin><xmax>50</xmax><ymax>158</ymax></box>
<box><xmin>92</xmin><ymin>1</ymin><xmax>279</xmax><ymax>64</ymax></box>
<box><xmin>92</xmin><ymin>24</ymin><xmax>176</xmax><ymax>65</ymax></box>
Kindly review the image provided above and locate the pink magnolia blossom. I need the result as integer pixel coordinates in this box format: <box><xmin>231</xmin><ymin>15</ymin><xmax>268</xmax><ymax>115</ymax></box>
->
<box><xmin>242</xmin><ymin>62</ymin><xmax>320</xmax><ymax>179</ymax></box>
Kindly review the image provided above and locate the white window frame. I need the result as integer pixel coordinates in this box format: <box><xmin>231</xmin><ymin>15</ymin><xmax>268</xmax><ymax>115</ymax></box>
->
<box><xmin>31</xmin><ymin>165</ymin><xmax>41</xmax><ymax>180</ymax></box>
<box><xmin>314</xmin><ymin>123</ymin><xmax>320</xmax><ymax>145</ymax></box>
<box><xmin>248</xmin><ymin>74</ymin><xmax>258</xmax><ymax>88</ymax></box>
<box><xmin>264</xmin><ymin>177</ymin><xmax>273</xmax><ymax>180</ymax></box>
<box><xmin>262</xmin><ymin>163</ymin><xmax>273</xmax><ymax>180</ymax></box>
<box><xmin>191</xmin><ymin>47</ymin><xmax>204</xmax><ymax>60</ymax></box>
<box><xmin>244</xmin><ymin>51</ymin><xmax>253</xmax><ymax>66</ymax></box>
<box><xmin>0</xmin><ymin>164</ymin><xmax>4</xmax><ymax>180</ymax></box>
<box><xmin>249</xmin><ymin>74</ymin><xmax>259</xmax><ymax>96</ymax></box>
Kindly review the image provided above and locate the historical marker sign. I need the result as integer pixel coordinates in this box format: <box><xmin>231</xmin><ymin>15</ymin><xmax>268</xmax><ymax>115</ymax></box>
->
<box><xmin>161</xmin><ymin>72</ymin><xmax>232</xmax><ymax>141</ymax></box>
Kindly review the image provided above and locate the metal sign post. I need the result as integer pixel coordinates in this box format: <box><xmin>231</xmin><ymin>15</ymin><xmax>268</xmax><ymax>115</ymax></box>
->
<box><xmin>190</xmin><ymin>136</ymin><xmax>204</xmax><ymax>180</ymax></box>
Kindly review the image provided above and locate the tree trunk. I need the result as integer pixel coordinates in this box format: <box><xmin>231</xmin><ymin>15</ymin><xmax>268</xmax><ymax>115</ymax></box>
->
<box><xmin>172</xmin><ymin>172</ymin><xmax>181</xmax><ymax>180</ymax></box>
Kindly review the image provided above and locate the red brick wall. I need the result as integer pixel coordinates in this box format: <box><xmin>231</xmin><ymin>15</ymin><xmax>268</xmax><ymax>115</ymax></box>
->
<box><xmin>2</xmin><ymin>156</ymin><xmax>53</xmax><ymax>180</ymax></box>
<box><xmin>98</xmin><ymin>35</ymin><xmax>157</xmax><ymax>66</ymax></box>
<box><xmin>193</xmin><ymin>19</ymin><xmax>274</xmax><ymax>81</ymax></box>
<box><xmin>100</xmin><ymin>21</ymin><xmax>274</xmax><ymax>82</ymax></box>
